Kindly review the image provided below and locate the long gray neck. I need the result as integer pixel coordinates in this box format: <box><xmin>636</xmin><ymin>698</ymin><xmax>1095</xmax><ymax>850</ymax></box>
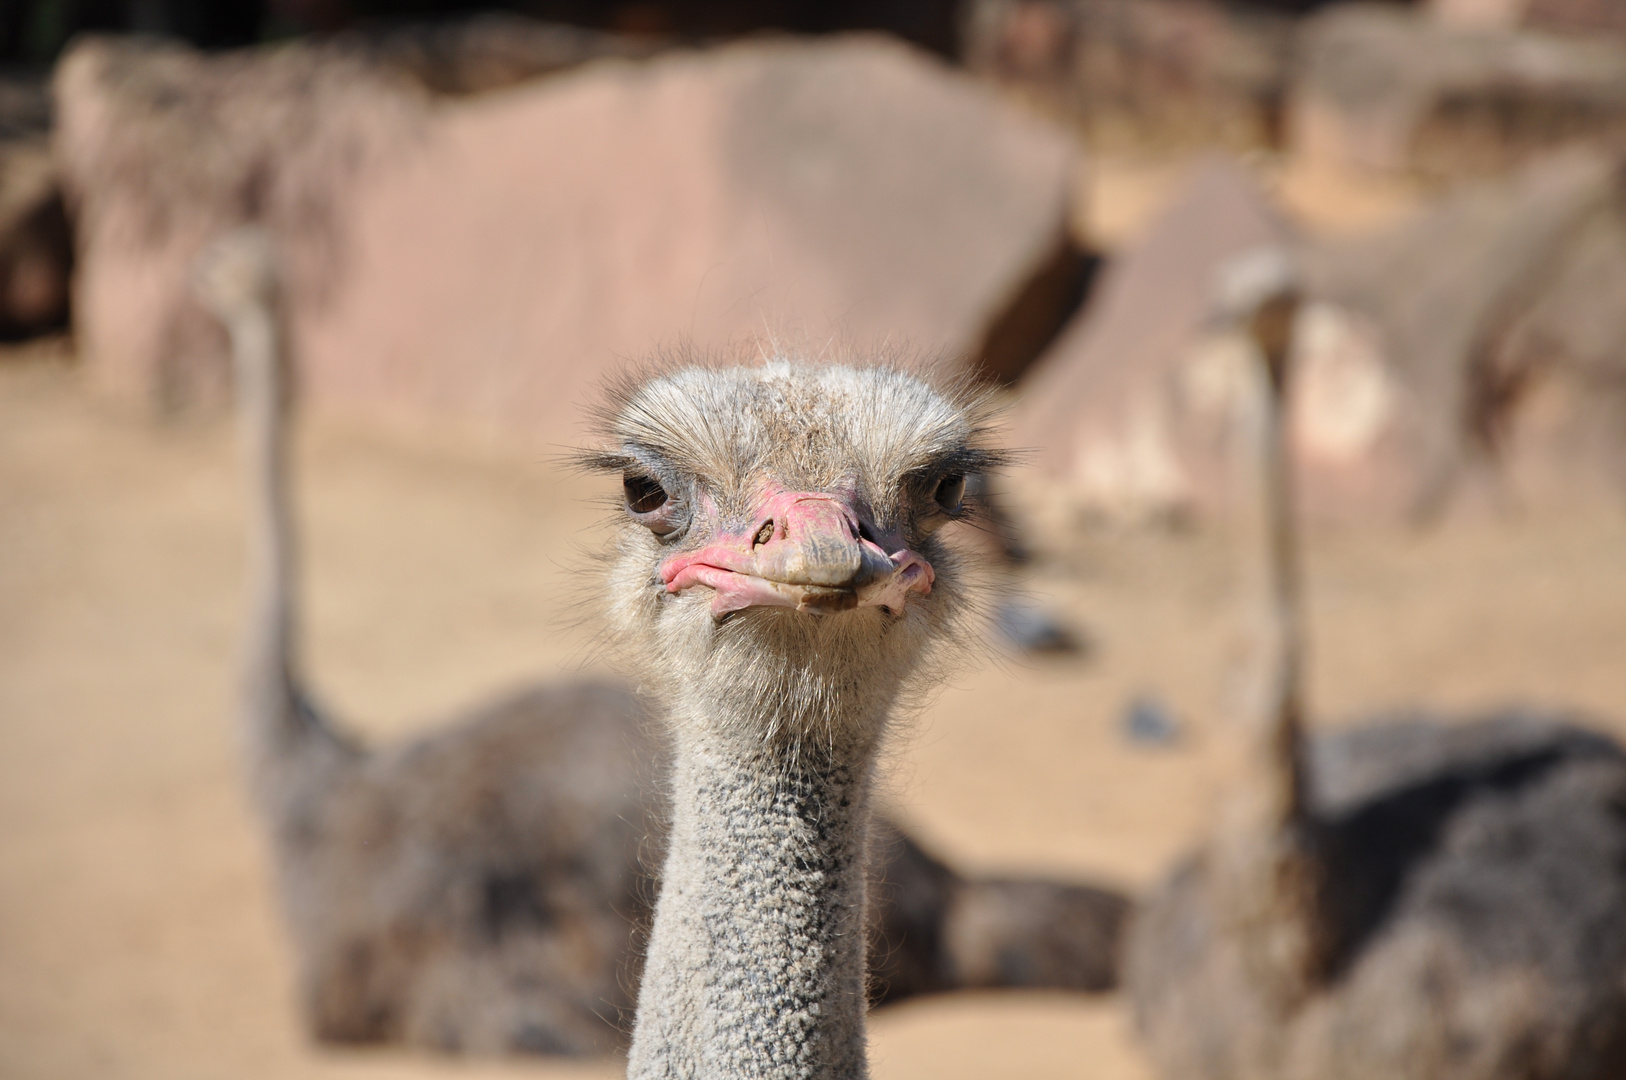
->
<box><xmin>224</xmin><ymin>285</ymin><xmax>352</xmax><ymax>819</ymax></box>
<box><xmin>233</xmin><ymin>301</ymin><xmax>297</xmax><ymax>723</ymax></box>
<box><xmin>1236</xmin><ymin>304</ymin><xmax>1309</xmax><ymax>835</ymax></box>
<box><xmin>1218</xmin><ymin>289</ymin><xmax>1327</xmax><ymax>1004</ymax></box>
<box><xmin>629</xmin><ymin>713</ymin><xmax>878</xmax><ymax>1080</ymax></box>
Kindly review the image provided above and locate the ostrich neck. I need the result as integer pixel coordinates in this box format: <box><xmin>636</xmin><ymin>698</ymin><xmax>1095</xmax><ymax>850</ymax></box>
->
<box><xmin>1216</xmin><ymin>320</ymin><xmax>1329</xmax><ymax>1003</ymax></box>
<box><xmin>629</xmin><ymin>705</ymin><xmax>879</xmax><ymax>1080</ymax></box>
<box><xmin>228</xmin><ymin>301</ymin><xmax>351</xmax><ymax>818</ymax></box>
<box><xmin>1233</xmin><ymin>336</ymin><xmax>1309</xmax><ymax>835</ymax></box>
<box><xmin>232</xmin><ymin>306</ymin><xmax>299</xmax><ymax>727</ymax></box>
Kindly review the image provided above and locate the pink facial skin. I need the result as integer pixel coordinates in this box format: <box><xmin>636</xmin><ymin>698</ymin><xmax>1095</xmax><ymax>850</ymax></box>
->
<box><xmin>660</xmin><ymin>487</ymin><xmax>934</xmax><ymax>616</ymax></box>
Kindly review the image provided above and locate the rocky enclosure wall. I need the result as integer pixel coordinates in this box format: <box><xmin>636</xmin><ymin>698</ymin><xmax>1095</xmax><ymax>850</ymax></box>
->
<box><xmin>55</xmin><ymin>34</ymin><xmax>1082</xmax><ymax>443</ymax></box>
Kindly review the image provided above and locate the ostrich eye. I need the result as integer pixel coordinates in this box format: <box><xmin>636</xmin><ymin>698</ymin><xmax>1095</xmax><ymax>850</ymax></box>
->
<box><xmin>623</xmin><ymin>473</ymin><xmax>669</xmax><ymax>515</ymax></box>
<box><xmin>934</xmin><ymin>474</ymin><xmax>966</xmax><ymax>513</ymax></box>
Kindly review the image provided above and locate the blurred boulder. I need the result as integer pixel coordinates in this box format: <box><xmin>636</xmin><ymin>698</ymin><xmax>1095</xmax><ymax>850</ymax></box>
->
<box><xmin>1433</xmin><ymin>0</ymin><xmax>1626</xmax><ymax>34</ymax></box>
<box><xmin>1522</xmin><ymin>0</ymin><xmax>1626</xmax><ymax>33</ymax></box>
<box><xmin>1014</xmin><ymin>156</ymin><xmax>1291</xmax><ymax>524</ymax></box>
<box><xmin>1015</xmin><ymin>148</ymin><xmax>1626</xmax><ymax>527</ymax></box>
<box><xmin>1291</xmin><ymin>3</ymin><xmax>1626</xmax><ymax>180</ymax></box>
<box><xmin>55</xmin><ymin>37</ymin><xmax>427</xmax><ymax>410</ymax></box>
<box><xmin>56</xmin><ymin>34</ymin><xmax>1081</xmax><ymax>434</ymax></box>
<box><xmin>964</xmin><ymin>0</ymin><xmax>1296</xmax><ymax>151</ymax></box>
<box><xmin>1398</xmin><ymin>151</ymin><xmax>1626</xmax><ymax>510</ymax></box>
<box><xmin>1300</xmin><ymin>149</ymin><xmax>1624</xmax><ymax>517</ymax></box>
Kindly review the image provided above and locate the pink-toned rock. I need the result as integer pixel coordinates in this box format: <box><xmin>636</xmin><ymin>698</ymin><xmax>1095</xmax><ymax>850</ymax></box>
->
<box><xmin>1310</xmin><ymin>150</ymin><xmax>1626</xmax><ymax>513</ymax></box>
<box><xmin>56</xmin><ymin>38</ymin><xmax>425</xmax><ymax>410</ymax></box>
<box><xmin>1015</xmin><ymin>149</ymin><xmax>1626</xmax><ymax>527</ymax></box>
<box><xmin>1525</xmin><ymin>0</ymin><xmax>1626</xmax><ymax>33</ymax></box>
<box><xmin>1298</xmin><ymin>151</ymin><xmax>1621</xmax><ymax>517</ymax></box>
<box><xmin>55</xmin><ymin>34</ymin><xmax>1079</xmax><ymax>441</ymax></box>
<box><xmin>1013</xmin><ymin>156</ymin><xmax>1291</xmax><ymax>524</ymax></box>
<box><xmin>1431</xmin><ymin>0</ymin><xmax>1531</xmax><ymax>29</ymax></box>
<box><xmin>1433</xmin><ymin>0</ymin><xmax>1626</xmax><ymax>34</ymax></box>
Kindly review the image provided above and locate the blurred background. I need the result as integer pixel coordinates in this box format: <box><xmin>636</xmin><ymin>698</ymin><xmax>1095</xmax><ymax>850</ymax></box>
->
<box><xmin>3</xmin><ymin>1</ymin><xmax>1626</xmax><ymax>1078</ymax></box>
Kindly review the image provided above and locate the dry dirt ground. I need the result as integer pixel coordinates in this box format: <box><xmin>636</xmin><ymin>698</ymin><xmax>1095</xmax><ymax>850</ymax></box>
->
<box><xmin>3</xmin><ymin>346</ymin><xmax>1625</xmax><ymax>1080</ymax></box>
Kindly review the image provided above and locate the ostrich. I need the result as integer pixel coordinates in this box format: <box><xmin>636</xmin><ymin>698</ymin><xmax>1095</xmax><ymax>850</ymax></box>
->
<box><xmin>1124</xmin><ymin>248</ymin><xmax>1626</xmax><ymax>1080</ymax></box>
<box><xmin>588</xmin><ymin>357</ymin><xmax>1025</xmax><ymax>1079</ymax></box>
<box><xmin>192</xmin><ymin>228</ymin><xmax>1128</xmax><ymax>1057</ymax></box>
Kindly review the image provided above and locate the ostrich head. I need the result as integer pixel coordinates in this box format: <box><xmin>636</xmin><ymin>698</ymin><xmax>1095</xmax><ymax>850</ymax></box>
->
<box><xmin>192</xmin><ymin>227</ymin><xmax>278</xmax><ymax>327</ymax></box>
<box><xmin>587</xmin><ymin>360</ymin><xmax>1004</xmax><ymax>752</ymax></box>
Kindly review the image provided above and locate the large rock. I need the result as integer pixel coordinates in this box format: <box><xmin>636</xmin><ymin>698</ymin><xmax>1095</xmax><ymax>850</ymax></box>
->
<box><xmin>1300</xmin><ymin>149</ymin><xmax>1623</xmax><ymax>517</ymax></box>
<box><xmin>56</xmin><ymin>38</ymin><xmax>427</xmax><ymax>410</ymax></box>
<box><xmin>1433</xmin><ymin>0</ymin><xmax>1626</xmax><ymax>34</ymax></box>
<box><xmin>1291</xmin><ymin>4</ymin><xmax>1626</xmax><ymax>180</ymax></box>
<box><xmin>1388</xmin><ymin>150</ymin><xmax>1626</xmax><ymax>509</ymax></box>
<box><xmin>1013</xmin><ymin>156</ymin><xmax>1292</xmax><ymax>524</ymax></box>
<box><xmin>55</xmin><ymin>34</ymin><xmax>1080</xmax><ymax>439</ymax></box>
<box><xmin>1015</xmin><ymin>149</ymin><xmax>1626</xmax><ymax>527</ymax></box>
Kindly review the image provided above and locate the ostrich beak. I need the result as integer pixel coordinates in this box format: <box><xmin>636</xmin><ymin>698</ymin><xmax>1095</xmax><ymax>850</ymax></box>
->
<box><xmin>660</xmin><ymin>489</ymin><xmax>934</xmax><ymax>616</ymax></box>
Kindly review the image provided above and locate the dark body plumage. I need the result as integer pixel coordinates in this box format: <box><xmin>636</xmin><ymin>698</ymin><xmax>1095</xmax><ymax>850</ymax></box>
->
<box><xmin>267</xmin><ymin>679</ymin><xmax>1127</xmax><ymax>1055</ymax></box>
<box><xmin>1130</xmin><ymin>708</ymin><xmax>1626</xmax><ymax>1080</ymax></box>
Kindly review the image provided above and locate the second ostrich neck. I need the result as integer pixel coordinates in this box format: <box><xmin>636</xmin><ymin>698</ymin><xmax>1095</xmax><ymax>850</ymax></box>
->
<box><xmin>630</xmin><ymin>695</ymin><xmax>883</xmax><ymax>1080</ymax></box>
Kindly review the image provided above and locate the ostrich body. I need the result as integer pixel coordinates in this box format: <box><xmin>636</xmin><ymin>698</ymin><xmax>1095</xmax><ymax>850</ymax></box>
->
<box><xmin>1124</xmin><ymin>250</ymin><xmax>1626</xmax><ymax>1080</ymax></box>
<box><xmin>193</xmin><ymin>230</ymin><xmax>1126</xmax><ymax>1058</ymax></box>
<box><xmin>591</xmin><ymin>364</ymin><xmax>1003</xmax><ymax>1078</ymax></box>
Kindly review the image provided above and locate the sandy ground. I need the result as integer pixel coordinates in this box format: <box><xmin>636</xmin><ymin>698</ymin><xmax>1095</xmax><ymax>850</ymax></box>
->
<box><xmin>4</xmin><ymin>348</ymin><xmax>1626</xmax><ymax>1080</ymax></box>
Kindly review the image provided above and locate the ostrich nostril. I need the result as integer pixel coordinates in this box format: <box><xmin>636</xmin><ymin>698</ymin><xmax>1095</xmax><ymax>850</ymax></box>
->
<box><xmin>856</xmin><ymin>519</ymin><xmax>878</xmax><ymax>545</ymax></box>
<box><xmin>753</xmin><ymin>520</ymin><xmax>775</xmax><ymax>547</ymax></box>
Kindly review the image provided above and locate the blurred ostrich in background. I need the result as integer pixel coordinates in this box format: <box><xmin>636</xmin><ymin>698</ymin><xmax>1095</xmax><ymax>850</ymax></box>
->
<box><xmin>192</xmin><ymin>226</ymin><xmax>1128</xmax><ymax>1057</ymax></box>
<box><xmin>1125</xmin><ymin>247</ymin><xmax>1626</xmax><ymax>1080</ymax></box>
